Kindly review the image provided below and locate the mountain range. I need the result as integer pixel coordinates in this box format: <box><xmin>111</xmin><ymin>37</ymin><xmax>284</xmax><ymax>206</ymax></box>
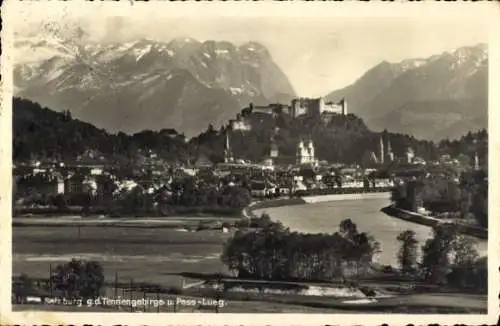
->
<box><xmin>326</xmin><ymin>44</ymin><xmax>488</xmax><ymax>141</ymax></box>
<box><xmin>14</xmin><ymin>37</ymin><xmax>295</xmax><ymax>137</ymax></box>
<box><xmin>14</xmin><ymin>37</ymin><xmax>487</xmax><ymax>140</ymax></box>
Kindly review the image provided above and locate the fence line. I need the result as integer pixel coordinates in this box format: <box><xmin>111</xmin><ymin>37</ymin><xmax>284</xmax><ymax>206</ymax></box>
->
<box><xmin>12</xmin><ymin>268</ymin><xmax>225</xmax><ymax>313</ymax></box>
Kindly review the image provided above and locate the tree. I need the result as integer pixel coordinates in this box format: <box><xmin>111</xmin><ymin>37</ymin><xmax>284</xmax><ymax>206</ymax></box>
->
<box><xmin>339</xmin><ymin>218</ymin><xmax>358</xmax><ymax>241</ymax></box>
<box><xmin>221</xmin><ymin>217</ymin><xmax>379</xmax><ymax>282</ymax></box>
<box><xmin>396</xmin><ymin>230</ymin><xmax>419</xmax><ymax>273</ymax></box>
<box><xmin>391</xmin><ymin>183</ymin><xmax>408</xmax><ymax>208</ymax></box>
<box><xmin>452</xmin><ymin>235</ymin><xmax>479</xmax><ymax>266</ymax></box>
<box><xmin>471</xmin><ymin>183</ymin><xmax>488</xmax><ymax>228</ymax></box>
<box><xmin>13</xmin><ymin>274</ymin><xmax>35</xmax><ymax>303</ymax></box>
<box><xmin>52</xmin><ymin>194</ymin><xmax>68</xmax><ymax>211</ymax></box>
<box><xmin>51</xmin><ymin>259</ymin><xmax>105</xmax><ymax>300</ymax></box>
<box><xmin>420</xmin><ymin>224</ymin><xmax>457</xmax><ymax>284</ymax></box>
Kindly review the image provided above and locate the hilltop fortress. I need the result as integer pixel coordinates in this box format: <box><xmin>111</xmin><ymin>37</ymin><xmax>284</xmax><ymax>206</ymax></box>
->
<box><xmin>231</xmin><ymin>96</ymin><xmax>347</xmax><ymax>131</ymax></box>
<box><xmin>226</xmin><ymin>96</ymin><xmax>347</xmax><ymax>166</ymax></box>
<box><xmin>290</xmin><ymin>97</ymin><xmax>346</xmax><ymax>118</ymax></box>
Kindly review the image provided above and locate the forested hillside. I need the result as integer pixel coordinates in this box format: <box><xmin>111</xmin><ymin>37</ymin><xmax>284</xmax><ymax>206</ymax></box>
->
<box><xmin>13</xmin><ymin>98</ymin><xmax>487</xmax><ymax>165</ymax></box>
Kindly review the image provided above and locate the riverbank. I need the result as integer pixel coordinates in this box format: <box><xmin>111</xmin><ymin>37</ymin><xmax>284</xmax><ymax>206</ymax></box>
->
<box><xmin>302</xmin><ymin>192</ymin><xmax>391</xmax><ymax>204</ymax></box>
<box><xmin>243</xmin><ymin>198</ymin><xmax>307</xmax><ymax>218</ymax></box>
<box><xmin>244</xmin><ymin>192</ymin><xmax>391</xmax><ymax>218</ymax></box>
<box><xmin>14</xmin><ymin>205</ymin><xmax>243</xmax><ymax>218</ymax></box>
<box><xmin>381</xmin><ymin>206</ymin><xmax>487</xmax><ymax>240</ymax></box>
<box><xmin>12</xmin><ymin>216</ymin><xmax>241</xmax><ymax>229</ymax></box>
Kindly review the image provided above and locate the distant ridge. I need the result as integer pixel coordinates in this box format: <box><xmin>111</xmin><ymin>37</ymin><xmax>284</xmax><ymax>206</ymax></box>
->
<box><xmin>325</xmin><ymin>44</ymin><xmax>487</xmax><ymax>141</ymax></box>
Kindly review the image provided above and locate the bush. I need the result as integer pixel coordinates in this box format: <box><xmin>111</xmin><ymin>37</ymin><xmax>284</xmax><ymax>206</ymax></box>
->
<box><xmin>167</xmin><ymin>286</ymin><xmax>182</xmax><ymax>295</ymax></box>
<box><xmin>51</xmin><ymin>259</ymin><xmax>105</xmax><ymax>300</ymax></box>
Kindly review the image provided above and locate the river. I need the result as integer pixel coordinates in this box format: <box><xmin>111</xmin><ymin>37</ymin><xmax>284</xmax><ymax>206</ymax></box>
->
<box><xmin>253</xmin><ymin>197</ymin><xmax>488</xmax><ymax>266</ymax></box>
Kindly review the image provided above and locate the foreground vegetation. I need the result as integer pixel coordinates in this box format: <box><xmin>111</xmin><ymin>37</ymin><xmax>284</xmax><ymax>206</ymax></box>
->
<box><xmin>391</xmin><ymin>169</ymin><xmax>488</xmax><ymax>228</ymax></box>
<box><xmin>12</xmin><ymin>214</ymin><xmax>486</xmax><ymax>313</ymax></box>
<box><xmin>222</xmin><ymin>216</ymin><xmax>486</xmax><ymax>292</ymax></box>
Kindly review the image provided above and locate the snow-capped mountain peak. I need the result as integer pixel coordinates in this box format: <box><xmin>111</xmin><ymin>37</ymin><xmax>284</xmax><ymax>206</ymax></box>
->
<box><xmin>13</xmin><ymin>37</ymin><xmax>296</xmax><ymax>136</ymax></box>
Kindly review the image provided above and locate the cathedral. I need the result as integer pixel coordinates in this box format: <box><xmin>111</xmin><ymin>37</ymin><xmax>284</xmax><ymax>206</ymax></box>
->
<box><xmin>296</xmin><ymin>140</ymin><xmax>316</xmax><ymax>165</ymax></box>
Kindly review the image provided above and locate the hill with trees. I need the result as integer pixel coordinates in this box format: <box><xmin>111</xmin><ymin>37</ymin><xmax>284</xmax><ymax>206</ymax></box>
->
<box><xmin>13</xmin><ymin>97</ymin><xmax>189</xmax><ymax>164</ymax></box>
<box><xmin>13</xmin><ymin>97</ymin><xmax>487</xmax><ymax>166</ymax></box>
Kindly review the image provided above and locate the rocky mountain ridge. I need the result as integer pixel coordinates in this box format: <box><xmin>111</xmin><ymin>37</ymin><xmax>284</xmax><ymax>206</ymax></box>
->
<box><xmin>326</xmin><ymin>44</ymin><xmax>488</xmax><ymax>140</ymax></box>
<box><xmin>14</xmin><ymin>37</ymin><xmax>296</xmax><ymax>137</ymax></box>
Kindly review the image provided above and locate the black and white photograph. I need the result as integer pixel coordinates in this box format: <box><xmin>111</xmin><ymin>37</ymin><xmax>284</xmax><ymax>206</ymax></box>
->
<box><xmin>1</xmin><ymin>1</ymin><xmax>498</xmax><ymax>324</ymax></box>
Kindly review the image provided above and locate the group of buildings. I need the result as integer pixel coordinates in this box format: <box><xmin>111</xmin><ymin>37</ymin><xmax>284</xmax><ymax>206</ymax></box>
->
<box><xmin>230</xmin><ymin>96</ymin><xmax>347</xmax><ymax>131</ymax></box>
<box><xmin>290</xmin><ymin>97</ymin><xmax>347</xmax><ymax>118</ymax></box>
<box><xmin>250</xmin><ymin>96</ymin><xmax>347</xmax><ymax>118</ymax></box>
<box><xmin>226</xmin><ymin>96</ymin><xmax>425</xmax><ymax>168</ymax></box>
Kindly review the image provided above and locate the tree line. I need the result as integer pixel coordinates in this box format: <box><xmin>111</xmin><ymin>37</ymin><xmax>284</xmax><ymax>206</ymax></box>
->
<box><xmin>222</xmin><ymin>216</ymin><xmax>486</xmax><ymax>292</ymax></box>
<box><xmin>221</xmin><ymin>216</ymin><xmax>380</xmax><ymax>281</ymax></box>
<box><xmin>391</xmin><ymin>170</ymin><xmax>488</xmax><ymax>228</ymax></box>
<box><xmin>13</xmin><ymin>259</ymin><xmax>105</xmax><ymax>303</ymax></box>
<box><xmin>397</xmin><ymin>224</ymin><xmax>485</xmax><ymax>291</ymax></box>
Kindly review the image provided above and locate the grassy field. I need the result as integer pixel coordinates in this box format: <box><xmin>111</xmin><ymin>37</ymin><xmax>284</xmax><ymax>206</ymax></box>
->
<box><xmin>13</xmin><ymin>225</ymin><xmax>232</xmax><ymax>288</ymax></box>
<box><xmin>13</xmin><ymin>300</ymin><xmax>347</xmax><ymax>313</ymax></box>
<box><xmin>12</xmin><ymin>224</ymin><xmax>487</xmax><ymax>313</ymax></box>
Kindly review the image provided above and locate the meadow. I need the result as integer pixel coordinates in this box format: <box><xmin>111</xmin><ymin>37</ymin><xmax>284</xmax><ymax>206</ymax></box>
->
<box><xmin>13</xmin><ymin>225</ymin><xmax>232</xmax><ymax>289</ymax></box>
<box><xmin>12</xmin><ymin>200</ymin><xmax>488</xmax><ymax>314</ymax></box>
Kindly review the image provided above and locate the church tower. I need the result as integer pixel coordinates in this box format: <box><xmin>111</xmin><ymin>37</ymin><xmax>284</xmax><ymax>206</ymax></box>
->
<box><xmin>224</xmin><ymin>131</ymin><xmax>233</xmax><ymax>163</ymax></box>
<box><xmin>296</xmin><ymin>140</ymin><xmax>304</xmax><ymax>165</ymax></box>
<box><xmin>406</xmin><ymin>147</ymin><xmax>415</xmax><ymax>164</ymax></box>
<box><xmin>341</xmin><ymin>98</ymin><xmax>347</xmax><ymax>115</ymax></box>
<box><xmin>379</xmin><ymin>136</ymin><xmax>385</xmax><ymax>164</ymax></box>
<box><xmin>270</xmin><ymin>135</ymin><xmax>279</xmax><ymax>158</ymax></box>
<box><xmin>307</xmin><ymin>140</ymin><xmax>315</xmax><ymax>161</ymax></box>
<box><xmin>387</xmin><ymin>139</ymin><xmax>394</xmax><ymax>162</ymax></box>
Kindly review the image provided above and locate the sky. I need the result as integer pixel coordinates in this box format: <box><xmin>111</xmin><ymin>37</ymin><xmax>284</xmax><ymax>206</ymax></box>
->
<box><xmin>11</xmin><ymin>1</ymin><xmax>493</xmax><ymax>97</ymax></box>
